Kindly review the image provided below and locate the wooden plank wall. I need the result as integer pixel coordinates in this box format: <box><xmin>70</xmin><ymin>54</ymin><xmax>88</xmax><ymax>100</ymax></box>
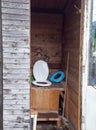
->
<box><xmin>62</xmin><ymin>0</ymin><xmax>81</xmax><ymax>130</ymax></box>
<box><xmin>31</xmin><ymin>13</ymin><xmax>62</xmax><ymax>73</ymax></box>
<box><xmin>0</xmin><ymin>1</ymin><xmax>3</xmax><ymax>130</ymax></box>
<box><xmin>2</xmin><ymin>0</ymin><xmax>30</xmax><ymax>129</ymax></box>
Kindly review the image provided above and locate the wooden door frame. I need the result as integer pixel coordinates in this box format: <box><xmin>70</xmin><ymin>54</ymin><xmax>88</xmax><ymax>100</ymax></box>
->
<box><xmin>81</xmin><ymin>0</ymin><xmax>92</xmax><ymax>130</ymax></box>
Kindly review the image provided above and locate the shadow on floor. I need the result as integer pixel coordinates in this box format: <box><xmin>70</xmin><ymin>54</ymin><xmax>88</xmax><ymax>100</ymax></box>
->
<box><xmin>36</xmin><ymin>116</ymin><xmax>71</xmax><ymax>130</ymax></box>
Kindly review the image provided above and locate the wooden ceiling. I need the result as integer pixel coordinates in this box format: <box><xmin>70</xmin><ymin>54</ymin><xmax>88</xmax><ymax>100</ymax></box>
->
<box><xmin>31</xmin><ymin>0</ymin><xmax>68</xmax><ymax>12</ymax></box>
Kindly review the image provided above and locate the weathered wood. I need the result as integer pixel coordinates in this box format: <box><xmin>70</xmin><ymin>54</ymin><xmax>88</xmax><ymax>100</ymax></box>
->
<box><xmin>3</xmin><ymin>63</ymin><xmax>30</xmax><ymax>69</ymax></box>
<box><xmin>3</xmin><ymin>79</ymin><xmax>30</xmax><ymax>85</ymax></box>
<box><xmin>32</xmin><ymin>0</ymin><xmax>67</xmax><ymax>10</ymax></box>
<box><xmin>3</xmin><ymin>104</ymin><xmax>29</xmax><ymax>110</ymax></box>
<box><xmin>3</xmin><ymin>89</ymin><xmax>30</xmax><ymax>95</ymax></box>
<box><xmin>3</xmin><ymin>59</ymin><xmax>30</xmax><ymax>64</ymax></box>
<box><xmin>2</xmin><ymin>20</ymin><xmax>30</xmax><ymax>26</ymax></box>
<box><xmin>30</xmin><ymin>87</ymin><xmax>60</xmax><ymax>111</ymax></box>
<box><xmin>0</xmin><ymin>0</ymin><xmax>3</xmax><ymax>130</ymax></box>
<box><xmin>3</xmin><ymin>48</ymin><xmax>30</xmax><ymax>53</ymax></box>
<box><xmin>2</xmin><ymin>8</ymin><xmax>29</xmax><ymax>15</ymax></box>
<box><xmin>3</xmin><ymin>53</ymin><xmax>30</xmax><ymax>59</ymax></box>
<box><xmin>37</xmin><ymin>112</ymin><xmax>60</xmax><ymax>126</ymax></box>
<box><xmin>2</xmin><ymin>2</ymin><xmax>29</xmax><ymax>9</ymax></box>
<box><xmin>2</xmin><ymin>0</ymin><xmax>29</xmax><ymax>3</ymax></box>
<box><xmin>31</xmin><ymin>13</ymin><xmax>62</xmax><ymax>72</ymax></box>
<box><xmin>3</xmin><ymin>42</ymin><xmax>30</xmax><ymax>48</ymax></box>
<box><xmin>2</xmin><ymin>0</ymin><xmax>30</xmax><ymax>129</ymax></box>
<box><xmin>4</xmin><ymin>99</ymin><xmax>30</xmax><ymax>105</ymax></box>
<box><xmin>68</xmin><ymin>99</ymin><xmax>78</xmax><ymax>130</ymax></box>
<box><xmin>2</xmin><ymin>36</ymin><xmax>29</xmax><ymax>42</ymax></box>
<box><xmin>62</xmin><ymin>0</ymin><xmax>81</xmax><ymax>129</ymax></box>
<box><xmin>4</xmin><ymin>94</ymin><xmax>29</xmax><ymax>100</ymax></box>
<box><xmin>32</xmin><ymin>8</ymin><xmax>63</xmax><ymax>14</ymax></box>
<box><xmin>2</xmin><ymin>0</ymin><xmax>82</xmax><ymax>130</ymax></box>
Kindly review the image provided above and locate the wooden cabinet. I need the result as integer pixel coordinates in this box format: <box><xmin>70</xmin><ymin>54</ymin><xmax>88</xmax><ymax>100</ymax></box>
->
<box><xmin>30</xmin><ymin>83</ymin><xmax>65</xmax><ymax>113</ymax></box>
<box><xmin>30</xmin><ymin>83</ymin><xmax>66</xmax><ymax>126</ymax></box>
<box><xmin>30</xmin><ymin>87</ymin><xmax>60</xmax><ymax>112</ymax></box>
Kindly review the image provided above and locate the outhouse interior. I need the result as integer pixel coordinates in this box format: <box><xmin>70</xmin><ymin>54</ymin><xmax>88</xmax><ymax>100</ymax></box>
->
<box><xmin>30</xmin><ymin>0</ymin><xmax>81</xmax><ymax>130</ymax></box>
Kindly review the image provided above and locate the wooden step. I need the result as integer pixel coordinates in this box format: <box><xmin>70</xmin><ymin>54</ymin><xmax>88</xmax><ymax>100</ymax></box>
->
<box><xmin>37</xmin><ymin>112</ymin><xmax>60</xmax><ymax>126</ymax></box>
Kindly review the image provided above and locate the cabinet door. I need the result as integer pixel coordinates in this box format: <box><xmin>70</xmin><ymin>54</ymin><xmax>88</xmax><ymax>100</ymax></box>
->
<box><xmin>49</xmin><ymin>90</ymin><xmax>59</xmax><ymax>111</ymax></box>
<box><xmin>30</xmin><ymin>88</ymin><xmax>59</xmax><ymax>112</ymax></box>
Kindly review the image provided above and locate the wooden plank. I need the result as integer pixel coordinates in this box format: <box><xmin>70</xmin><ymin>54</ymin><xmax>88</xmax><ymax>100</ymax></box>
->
<box><xmin>2</xmin><ymin>20</ymin><xmax>30</xmax><ymax>26</ymax></box>
<box><xmin>30</xmin><ymin>88</ymin><xmax>60</xmax><ymax>111</ymax></box>
<box><xmin>31</xmin><ymin>13</ymin><xmax>62</xmax><ymax>70</ymax></box>
<box><xmin>62</xmin><ymin>0</ymin><xmax>81</xmax><ymax>129</ymax></box>
<box><xmin>3</xmin><ymin>104</ymin><xmax>29</xmax><ymax>110</ymax></box>
<box><xmin>3</xmin><ymin>59</ymin><xmax>30</xmax><ymax>64</ymax></box>
<box><xmin>3</xmin><ymin>42</ymin><xmax>29</xmax><ymax>48</ymax></box>
<box><xmin>3</xmin><ymin>53</ymin><xmax>30</xmax><ymax>59</ymax></box>
<box><xmin>3</xmin><ymin>90</ymin><xmax>30</xmax><ymax>95</ymax></box>
<box><xmin>4</xmin><ymin>109</ymin><xmax>29</xmax><ymax>115</ymax></box>
<box><xmin>32</xmin><ymin>0</ymin><xmax>66</xmax><ymax>10</ymax></box>
<box><xmin>2</xmin><ymin>8</ymin><xmax>29</xmax><ymax>15</ymax></box>
<box><xmin>4</xmin><ymin>99</ymin><xmax>30</xmax><ymax>105</ymax></box>
<box><xmin>32</xmin><ymin>8</ymin><xmax>63</xmax><ymax>14</ymax></box>
<box><xmin>37</xmin><ymin>112</ymin><xmax>60</xmax><ymax>126</ymax></box>
<box><xmin>2</xmin><ymin>2</ymin><xmax>29</xmax><ymax>9</ymax></box>
<box><xmin>68</xmin><ymin>99</ymin><xmax>78</xmax><ymax>130</ymax></box>
<box><xmin>4</xmin><ymin>94</ymin><xmax>29</xmax><ymax>100</ymax></box>
<box><xmin>69</xmin><ymin>87</ymin><xmax>78</xmax><ymax>106</ymax></box>
<box><xmin>68</xmin><ymin>73</ymin><xmax>79</xmax><ymax>93</ymax></box>
<box><xmin>2</xmin><ymin>0</ymin><xmax>29</xmax><ymax>3</ymax></box>
<box><xmin>37</xmin><ymin>112</ymin><xmax>59</xmax><ymax>121</ymax></box>
<box><xmin>3</xmin><ymin>79</ymin><xmax>30</xmax><ymax>84</ymax></box>
<box><xmin>31</xmin><ymin>82</ymin><xmax>65</xmax><ymax>91</ymax></box>
<box><xmin>31</xmin><ymin>47</ymin><xmax>61</xmax><ymax>65</ymax></box>
<box><xmin>2</xmin><ymin>0</ymin><xmax>30</xmax><ymax>129</ymax></box>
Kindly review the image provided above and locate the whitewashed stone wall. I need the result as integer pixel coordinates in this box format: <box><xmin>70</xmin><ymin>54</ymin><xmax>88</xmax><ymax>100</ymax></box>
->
<box><xmin>1</xmin><ymin>0</ymin><xmax>30</xmax><ymax>129</ymax></box>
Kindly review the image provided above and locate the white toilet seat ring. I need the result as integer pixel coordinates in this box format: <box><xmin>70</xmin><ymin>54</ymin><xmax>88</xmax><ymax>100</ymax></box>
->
<box><xmin>32</xmin><ymin>80</ymin><xmax>52</xmax><ymax>87</ymax></box>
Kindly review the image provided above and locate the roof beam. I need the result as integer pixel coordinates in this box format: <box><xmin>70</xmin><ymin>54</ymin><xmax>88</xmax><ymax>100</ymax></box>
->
<box><xmin>32</xmin><ymin>8</ymin><xmax>63</xmax><ymax>14</ymax></box>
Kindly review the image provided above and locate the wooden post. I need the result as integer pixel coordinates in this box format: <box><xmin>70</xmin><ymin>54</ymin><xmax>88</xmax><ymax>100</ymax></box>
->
<box><xmin>31</xmin><ymin>109</ymin><xmax>38</xmax><ymax>130</ymax></box>
<box><xmin>62</xmin><ymin>52</ymin><xmax>69</xmax><ymax>117</ymax></box>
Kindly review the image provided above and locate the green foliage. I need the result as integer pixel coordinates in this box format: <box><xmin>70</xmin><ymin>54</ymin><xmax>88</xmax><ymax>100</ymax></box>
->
<box><xmin>30</xmin><ymin>76</ymin><xmax>35</xmax><ymax>83</ymax></box>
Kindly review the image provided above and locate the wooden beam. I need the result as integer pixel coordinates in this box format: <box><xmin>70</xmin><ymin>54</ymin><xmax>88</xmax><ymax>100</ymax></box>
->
<box><xmin>32</xmin><ymin>8</ymin><xmax>63</xmax><ymax>14</ymax></box>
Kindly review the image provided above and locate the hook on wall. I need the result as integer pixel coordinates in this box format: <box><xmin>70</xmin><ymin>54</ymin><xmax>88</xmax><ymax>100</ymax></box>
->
<box><xmin>74</xmin><ymin>4</ymin><xmax>81</xmax><ymax>14</ymax></box>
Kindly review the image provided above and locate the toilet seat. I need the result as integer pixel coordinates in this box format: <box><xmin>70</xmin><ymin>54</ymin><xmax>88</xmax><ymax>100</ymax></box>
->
<box><xmin>32</xmin><ymin>80</ymin><xmax>52</xmax><ymax>87</ymax></box>
<box><xmin>32</xmin><ymin>60</ymin><xmax>52</xmax><ymax>86</ymax></box>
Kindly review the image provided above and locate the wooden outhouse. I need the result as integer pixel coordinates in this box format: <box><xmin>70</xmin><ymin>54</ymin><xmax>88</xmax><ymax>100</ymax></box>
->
<box><xmin>30</xmin><ymin>0</ymin><xmax>81</xmax><ymax>130</ymax></box>
<box><xmin>0</xmin><ymin>0</ymin><xmax>95</xmax><ymax>130</ymax></box>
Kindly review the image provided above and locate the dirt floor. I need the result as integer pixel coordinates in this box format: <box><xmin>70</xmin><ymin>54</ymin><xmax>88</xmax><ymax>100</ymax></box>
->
<box><xmin>31</xmin><ymin>116</ymin><xmax>73</xmax><ymax>130</ymax></box>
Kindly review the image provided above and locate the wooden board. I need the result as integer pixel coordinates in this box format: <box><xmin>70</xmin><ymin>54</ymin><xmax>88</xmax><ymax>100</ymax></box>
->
<box><xmin>37</xmin><ymin>112</ymin><xmax>60</xmax><ymax>126</ymax></box>
<box><xmin>31</xmin><ymin>13</ymin><xmax>62</xmax><ymax>72</ymax></box>
<box><xmin>2</xmin><ymin>0</ymin><xmax>30</xmax><ymax>129</ymax></box>
<box><xmin>62</xmin><ymin>0</ymin><xmax>81</xmax><ymax>130</ymax></box>
<box><xmin>30</xmin><ymin>87</ymin><xmax>60</xmax><ymax>112</ymax></box>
